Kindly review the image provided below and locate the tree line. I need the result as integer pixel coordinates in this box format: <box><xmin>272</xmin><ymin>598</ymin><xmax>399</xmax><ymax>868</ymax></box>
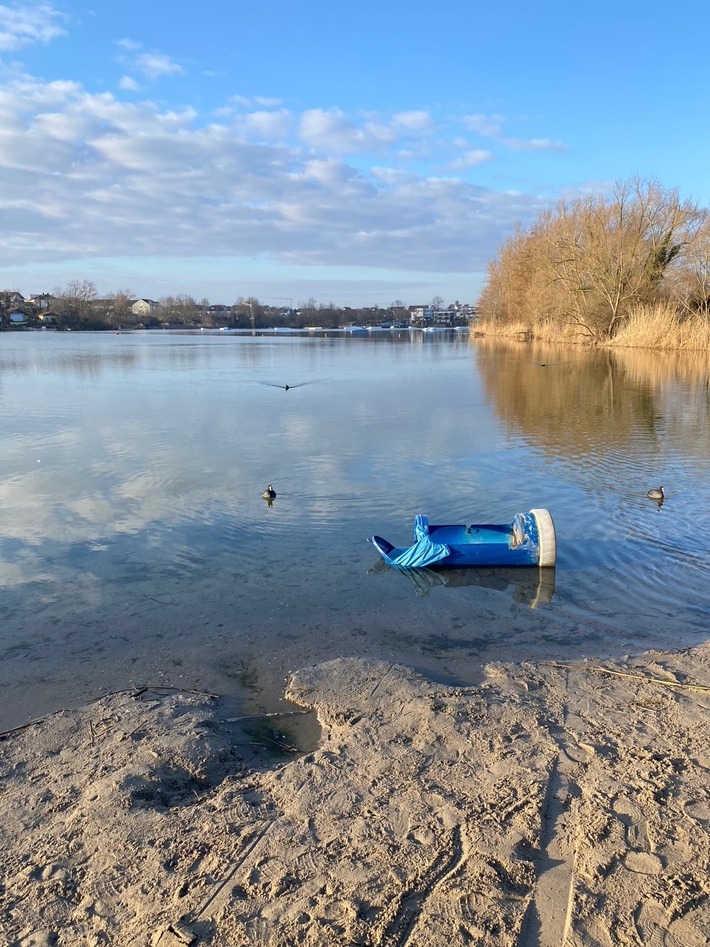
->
<box><xmin>477</xmin><ymin>178</ymin><xmax>710</xmax><ymax>344</ymax></box>
<box><xmin>0</xmin><ymin>286</ymin><xmax>470</xmax><ymax>331</ymax></box>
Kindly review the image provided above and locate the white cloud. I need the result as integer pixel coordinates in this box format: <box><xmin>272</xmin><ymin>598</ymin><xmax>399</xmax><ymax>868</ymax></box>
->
<box><xmin>506</xmin><ymin>137</ymin><xmax>568</xmax><ymax>152</ymax></box>
<box><xmin>229</xmin><ymin>94</ymin><xmax>282</xmax><ymax>109</ymax></box>
<box><xmin>299</xmin><ymin>107</ymin><xmax>421</xmax><ymax>154</ymax></box>
<box><xmin>133</xmin><ymin>51</ymin><xmax>184</xmax><ymax>79</ymax></box>
<box><xmin>295</xmin><ymin>108</ymin><xmax>441</xmax><ymax>162</ymax></box>
<box><xmin>449</xmin><ymin>149</ymin><xmax>494</xmax><ymax>170</ymax></box>
<box><xmin>0</xmin><ymin>2</ymin><xmax>66</xmax><ymax>51</ymax></box>
<box><xmin>0</xmin><ymin>70</ymin><xmax>553</xmax><ymax>277</ymax></box>
<box><xmin>392</xmin><ymin>110</ymin><xmax>433</xmax><ymax>132</ymax></box>
<box><xmin>462</xmin><ymin>112</ymin><xmax>568</xmax><ymax>153</ymax></box>
<box><xmin>118</xmin><ymin>75</ymin><xmax>140</xmax><ymax>92</ymax></box>
<box><xmin>115</xmin><ymin>38</ymin><xmax>140</xmax><ymax>52</ymax></box>
<box><xmin>236</xmin><ymin>108</ymin><xmax>293</xmax><ymax>140</ymax></box>
<box><xmin>462</xmin><ymin>113</ymin><xmax>505</xmax><ymax>137</ymax></box>
<box><xmin>115</xmin><ymin>39</ymin><xmax>184</xmax><ymax>82</ymax></box>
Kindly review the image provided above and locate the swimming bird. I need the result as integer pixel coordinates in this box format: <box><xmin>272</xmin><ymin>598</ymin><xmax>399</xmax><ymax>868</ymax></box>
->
<box><xmin>647</xmin><ymin>486</ymin><xmax>665</xmax><ymax>501</ymax></box>
<box><xmin>262</xmin><ymin>484</ymin><xmax>276</xmax><ymax>500</ymax></box>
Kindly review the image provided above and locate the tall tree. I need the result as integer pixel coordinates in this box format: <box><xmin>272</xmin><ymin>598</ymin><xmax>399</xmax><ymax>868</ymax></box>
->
<box><xmin>158</xmin><ymin>294</ymin><xmax>198</xmax><ymax>325</ymax></box>
<box><xmin>56</xmin><ymin>280</ymin><xmax>100</xmax><ymax>327</ymax></box>
<box><xmin>672</xmin><ymin>213</ymin><xmax>710</xmax><ymax>315</ymax></box>
<box><xmin>478</xmin><ymin>178</ymin><xmax>703</xmax><ymax>341</ymax></box>
<box><xmin>106</xmin><ymin>289</ymin><xmax>135</xmax><ymax>327</ymax></box>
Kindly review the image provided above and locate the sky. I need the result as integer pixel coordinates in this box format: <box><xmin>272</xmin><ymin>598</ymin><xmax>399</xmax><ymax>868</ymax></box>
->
<box><xmin>1</xmin><ymin>0</ymin><xmax>709</xmax><ymax>308</ymax></box>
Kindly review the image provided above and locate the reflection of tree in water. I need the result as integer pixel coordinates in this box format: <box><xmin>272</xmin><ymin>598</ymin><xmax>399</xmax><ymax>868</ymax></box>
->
<box><xmin>472</xmin><ymin>338</ymin><xmax>710</xmax><ymax>460</ymax></box>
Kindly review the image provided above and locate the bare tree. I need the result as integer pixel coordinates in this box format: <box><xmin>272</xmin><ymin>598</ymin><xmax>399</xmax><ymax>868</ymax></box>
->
<box><xmin>232</xmin><ymin>296</ymin><xmax>265</xmax><ymax>328</ymax></box>
<box><xmin>55</xmin><ymin>280</ymin><xmax>100</xmax><ymax>327</ymax></box>
<box><xmin>158</xmin><ymin>294</ymin><xmax>198</xmax><ymax>325</ymax></box>
<box><xmin>106</xmin><ymin>289</ymin><xmax>135</xmax><ymax>327</ymax></box>
<box><xmin>547</xmin><ymin>179</ymin><xmax>701</xmax><ymax>339</ymax></box>
<box><xmin>672</xmin><ymin>212</ymin><xmax>710</xmax><ymax>315</ymax></box>
<box><xmin>478</xmin><ymin>177</ymin><xmax>704</xmax><ymax>341</ymax></box>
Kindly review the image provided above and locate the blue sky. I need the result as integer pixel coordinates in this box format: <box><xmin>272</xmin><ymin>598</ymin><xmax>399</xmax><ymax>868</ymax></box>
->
<box><xmin>1</xmin><ymin>0</ymin><xmax>708</xmax><ymax>307</ymax></box>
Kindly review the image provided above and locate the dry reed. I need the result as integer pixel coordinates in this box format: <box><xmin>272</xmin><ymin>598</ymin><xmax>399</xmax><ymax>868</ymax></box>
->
<box><xmin>609</xmin><ymin>304</ymin><xmax>710</xmax><ymax>350</ymax></box>
<box><xmin>473</xmin><ymin>304</ymin><xmax>710</xmax><ymax>351</ymax></box>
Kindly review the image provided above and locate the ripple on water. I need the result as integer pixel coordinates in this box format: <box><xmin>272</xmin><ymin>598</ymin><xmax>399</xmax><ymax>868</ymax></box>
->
<box><xmin>2</xmin><ymin>333</ymin><xmax>710</xmax><ymax>730</ymax></box>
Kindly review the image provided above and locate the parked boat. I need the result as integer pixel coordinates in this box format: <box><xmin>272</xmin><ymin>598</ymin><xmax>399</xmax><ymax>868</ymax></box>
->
<box><xmin>371</xmin><ymin>509</ymin><xmax>556</xmax><ymax>569</ymax></box>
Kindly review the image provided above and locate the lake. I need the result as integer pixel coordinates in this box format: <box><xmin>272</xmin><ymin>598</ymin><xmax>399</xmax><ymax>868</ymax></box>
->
<box><xmin>1</xmin><ymin>329</ymin><xmax>709</xmax><ymax>731</ymax></box>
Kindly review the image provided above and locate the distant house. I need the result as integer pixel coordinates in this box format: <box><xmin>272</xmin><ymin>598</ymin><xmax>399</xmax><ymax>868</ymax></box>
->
<box><xmin>26</xmin><ymin>293</ymin><xmax>57</xmax><ymax>311</ymax></box>
<box><xmin>130</xmin><ymin>298</ymin><xmax>160</xmax><ymax>317</ymax></box>
<box><xmin>408</xmin><ymin>305</ymin><xmax>457</xmax><ymax>326</ymax></box>
<box><xmin>7</xmin><ymin>310</ymin><xmax>29</xmax><ymax>328</ymax></box>
<box><xmin>3</xmin><ymin>291</ymin><xmax>26</xmax><ymax>307</ymax></box>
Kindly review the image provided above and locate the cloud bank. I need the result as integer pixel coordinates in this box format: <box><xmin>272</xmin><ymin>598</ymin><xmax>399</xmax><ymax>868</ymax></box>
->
<box><xmin>0</xmin><ymin>3</ymin><xmax>564</xmax><ymax>297</ymax></box>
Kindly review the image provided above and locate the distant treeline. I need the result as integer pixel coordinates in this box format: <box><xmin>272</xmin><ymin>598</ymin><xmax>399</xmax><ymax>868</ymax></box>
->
<box><xmin>0</xmin><ymin>286</ymin><xmax>473</xmax><ymax>332</ymax></box>
<box><xmin>477</xmin><ymin>178</ymin><xmax>710</xmax><ymax>348</ymax></box>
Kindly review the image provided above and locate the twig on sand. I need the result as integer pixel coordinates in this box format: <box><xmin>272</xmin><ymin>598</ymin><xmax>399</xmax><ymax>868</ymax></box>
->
<box><xmin>542</xmin><ymin>662</ymin><xmax>710</xmax><ymax>694</ymax></box>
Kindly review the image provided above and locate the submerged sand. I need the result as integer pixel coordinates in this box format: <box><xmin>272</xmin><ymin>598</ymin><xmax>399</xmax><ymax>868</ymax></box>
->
<box><xmin>1</xmin><ymin>645</ymin><xmax>709</xmax><ymax>946</ymax></box>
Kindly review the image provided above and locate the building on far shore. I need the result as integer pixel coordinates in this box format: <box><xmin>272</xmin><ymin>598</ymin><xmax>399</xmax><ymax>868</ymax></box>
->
<box><xmin>7</xmin><ymin>310</ymin><xmax>29</xmax><ymax>328</ymax></box>
<box><xmin>26</xmin><ymin>293</ymin><xmax>57</xmax><ymax>311</ymax></box>
<box><xmin>130</xmin><ymin>298</ymin><xmax>160</xmax><ymax>317</ymax></box>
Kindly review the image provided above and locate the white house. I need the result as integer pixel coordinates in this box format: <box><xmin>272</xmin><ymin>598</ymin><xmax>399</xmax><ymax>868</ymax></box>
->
<box><xmin>130</xmin><ymin>298</ymin><xmax>160</xmax><ymax>317</ymax></box>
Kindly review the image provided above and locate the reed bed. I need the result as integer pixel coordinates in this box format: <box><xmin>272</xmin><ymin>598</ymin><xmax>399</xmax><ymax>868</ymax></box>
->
<box><xmin>609</xmin><ymin>304</ymin><xmax>710</xmax><ymax>351</ymax></box>
<box><xmin>473</xmin><ymin>305</ymin><xmax>710</xmax><ymax>351</ymax></box>
<box><xmin>472</xmin><ymin>318</ymin><xmax>585</xmax><ymax>344</ymax></box>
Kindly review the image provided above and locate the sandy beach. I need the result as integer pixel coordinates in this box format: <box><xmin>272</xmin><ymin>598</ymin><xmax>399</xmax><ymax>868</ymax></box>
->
<box><xmin>1</xmin><ymin>644</ymin><xmax>709</xmax><ymax>947</ymax></box>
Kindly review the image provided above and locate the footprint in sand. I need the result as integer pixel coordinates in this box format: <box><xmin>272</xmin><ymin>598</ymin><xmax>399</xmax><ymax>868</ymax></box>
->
<box><xmin>613</xmin><ymin>796</ymin><xmax>663</xmax><ymax>875</ymax></box>
<box><xmin>612</xmin><ymin>795</ymin><xmax>652</xmax><ymax>852</ymax></box>
<box><xmin>625</xmin><ymin>850</ymin><xmax>663</xmax><ymax>875</ymax></box>
<box><xmin>633</xmin><ymin>899</ymin><xmax>705</xmax><ymax>947</ymax></box>
<box><xmin>682</xmin><ymin>797</ymin><xmax>710</xmax><ymax>827</ymax></box>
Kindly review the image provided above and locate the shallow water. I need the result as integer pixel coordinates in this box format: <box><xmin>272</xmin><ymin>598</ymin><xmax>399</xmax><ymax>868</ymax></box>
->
<box><xmin>1</xmin><ymin>329</ymin><xmax>709</xmax><ymax>729</ymax></box>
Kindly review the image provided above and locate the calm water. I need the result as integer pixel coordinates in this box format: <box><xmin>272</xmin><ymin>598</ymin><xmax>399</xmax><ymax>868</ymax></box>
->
<box><xmin>1</xmin><ymin>329</ymin><xmax>709</xmax><ymax>730</ymax></box>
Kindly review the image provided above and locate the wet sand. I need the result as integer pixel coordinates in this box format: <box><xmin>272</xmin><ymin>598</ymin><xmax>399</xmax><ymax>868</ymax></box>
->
<box><xmin>1</xmin><ymin>644</ymin><xmax>709</xmax><ymax>946</ymax></box>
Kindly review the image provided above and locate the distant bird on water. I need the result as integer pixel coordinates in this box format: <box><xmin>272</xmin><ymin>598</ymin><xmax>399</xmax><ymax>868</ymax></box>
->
<box><xmin>260</xmin><ymin>382</ymin><xmax>307</xmax><ymax>391</ymax></box>
<box><xmin>262</xmin><ymin>484</ymin><xmax>276</xmax><ymax>500</ymax></box>
<box><xmin>647</xmin><ymin>486</ymin><xmax>665</xmax><ymax>501</ymax></box>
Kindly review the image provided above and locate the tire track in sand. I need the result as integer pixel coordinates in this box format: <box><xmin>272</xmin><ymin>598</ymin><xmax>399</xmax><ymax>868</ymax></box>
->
<box><xmin>376</xmin><ymin>824</ymin><xmax>465</xmax><ymax>947</ymax></box>
<box><xmin>517</xmin><ymin>672</ymin><xmax>592</xmax><ymax>947</ymax></box>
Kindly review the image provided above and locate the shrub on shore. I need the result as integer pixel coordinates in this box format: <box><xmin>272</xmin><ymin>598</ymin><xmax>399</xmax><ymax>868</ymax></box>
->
<box><xmin>477</xmin><ymin>177</ymin><xmax>710</xmax><ymax>348</ymax></box>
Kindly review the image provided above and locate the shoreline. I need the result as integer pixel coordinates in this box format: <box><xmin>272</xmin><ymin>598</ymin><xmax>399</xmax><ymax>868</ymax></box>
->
<box><xmin>2</xmin><ymin>645</ymin><xmax>709</xmax><ymax>946</ymax></box>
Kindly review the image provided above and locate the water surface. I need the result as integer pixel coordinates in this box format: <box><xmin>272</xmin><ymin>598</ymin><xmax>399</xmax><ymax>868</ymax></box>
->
<box><xmin>1</xmin><ymin>329</ymin><xmax>709</xmax><ymax>730</ymax></box>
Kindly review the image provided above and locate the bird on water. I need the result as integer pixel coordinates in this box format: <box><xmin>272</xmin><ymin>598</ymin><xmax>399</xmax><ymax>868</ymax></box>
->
<box><xmin>262</xmin><ymin>484</ymin><xmax>276</xmax><ymax>500</ymax></box>
<box><xmin>260</xmin><ymin>382</ymin><xmax>307</xmax><ymax>390</ymax></box>
<box><xmin>647</xmin><ymin>486</ymin><xmax>665</xmax><ymax>501</ymax></box>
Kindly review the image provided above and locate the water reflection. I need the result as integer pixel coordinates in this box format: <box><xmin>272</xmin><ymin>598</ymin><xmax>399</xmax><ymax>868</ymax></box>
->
<box><xmin>369</xmin><ymin>558</ymin><xmax>556</xmax><ymax>607</ymax></box>
<box><xmin>646</xmin><ymin>486</ymin><xmax>665</xmax><ymax>506</ymax></box>
<box><xmin>1</xmin><ymin>331</ymin><xmax>709</xmax><ymax>731</ymax></box>
<box><xmin>472</xmin><ymin>335</ymin><xmax>710</xmax><ymax>638</ymax></box>
<box><xmin>474</xmin><ymin>338</ymin><xmax>710</xmax><ymax>461</ymax></box>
